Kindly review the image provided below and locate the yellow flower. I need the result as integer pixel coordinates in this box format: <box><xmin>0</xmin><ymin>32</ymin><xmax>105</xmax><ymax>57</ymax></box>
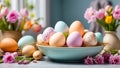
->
<box><xmin>105</xmin><ymin>16</ymin><xmax>112</xmax><ymax>24</ymax></box>
<box><xmin>30</xmin><ymin>12</ymin><xmax>35</xmax><ymax>18</ymax></box>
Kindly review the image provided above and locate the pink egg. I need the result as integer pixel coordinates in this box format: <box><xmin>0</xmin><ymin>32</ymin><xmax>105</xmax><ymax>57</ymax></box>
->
<box><xmin>67</xmin><ymin>31</ymin><xmax>82</xmax><ymax>47</ymax></box>
<box><xmin>42</xmin><ymin>27</ymin><xmax>55</xmax><ymax>43</ymax></box>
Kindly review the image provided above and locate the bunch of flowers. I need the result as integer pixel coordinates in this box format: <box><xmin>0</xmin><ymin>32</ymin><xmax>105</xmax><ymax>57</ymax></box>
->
<box><xmin>84</xmin><ymin>5</ymin><xmax>120</xmax><ymax>31</ymax></box>
<box><xmin>84</xmin><ymin>50</ymin><xmax>120</xmax><ymax>64</ymax></box>
<box><xmin>0</xmin><ymin>3</ymin><xmax>41</xmax><ymax>32</ymax></box>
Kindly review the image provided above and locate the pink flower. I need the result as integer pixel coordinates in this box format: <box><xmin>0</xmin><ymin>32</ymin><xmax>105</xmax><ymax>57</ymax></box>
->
<box><xmin>103</xmin><ymin>52</ymin><xmax>111</xmax><ymax>63</ymax></box>
<box><xmin>84</xmin><ymin>7</ymin><xmax>97</xmax><ymax>23</ymax></box>
<box><xmin>6</xmin><ymin>11</ymin><xmax>19</xmax><ymax>23</ymax></box>
<box><xmin>109</xmin><ymin>54</ymin><xmax>120</xmax><ymax>64</ymax></box>
<box><xmin>20</xmin><ymin>8</ymin><xmax>28</xmax><ymax>18</ymax></box>
<box><xmin>3</xmin><ymin>52</ymin><xmax>15</xmax><ymax>63</ymax></box>
<box><xmin>94</xmin><ymin>54</ymin><xmax>104</xmax><ymax>64</ymax></box>
<box><xmin>32</xmin><ymin>24</ymin><xmax>42</xmax><ymax>32</ymax></box>
<box><xmin>113</xmin><ymin>9</ymin><xmax>120</xmax><ymax>20</ymax></box>
<box><xmin>84</xmin><ymin>56</ymin><xmax>93</xmax><ymax>64</ymax></box>
<box><xmin>115</xmin><ymin>5</ymin><xmax>120</xmax><ymax>11</ymax></box>
<box><xmin>12</xmin><ymin>52</ymin><xmax>18</xmax><ymax>57</ymax></box>
<box><xmin>1</xmin><ymin>7</ymin><xmax>9</xmax><ymax>16</ymax></box>
<box><xmin>96</xmin><ymin>9</ymin><xmax>105</xmax><ymax>20</ymax></box>
<box><xmin>105</xmin><ymin>5</ymin><xmax>111</xmax><ymax>12</ymax></box>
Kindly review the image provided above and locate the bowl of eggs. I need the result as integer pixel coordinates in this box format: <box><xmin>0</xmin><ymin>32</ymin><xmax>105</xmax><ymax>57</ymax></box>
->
<box><xmin>37</xmin><ymin>21</ymin><xmax>104</xmax><ymax>61</ymax></box>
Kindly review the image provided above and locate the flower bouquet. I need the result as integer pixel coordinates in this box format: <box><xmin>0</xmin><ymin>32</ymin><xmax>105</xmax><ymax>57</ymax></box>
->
<box><xmin>84</xmin><ymin>5</ymin><xmax>120</xmax><ymax>54</ymax></box>
<box><xmin>0</xmin><ymin>3</ymin><xmax>42</xmax><ymax>41</ymax></box>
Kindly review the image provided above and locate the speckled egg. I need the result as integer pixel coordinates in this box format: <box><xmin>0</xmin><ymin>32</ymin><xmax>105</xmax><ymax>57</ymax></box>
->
<box><xmin>67</xmin><ymin>31</ymin><xmax>83</xmax><ymax>47</ymax></box>
<box><xmin>37</xmin><ymin>34</ymin><xmax>48</xmax><ymax>45</ymax></box>
<box><xmin>49</xmin><ymin>32</ymin><xmax>65</xmax><ymax>47</ymax></box>
<box><xmin>54</xmin><ymin>21</ymin><xmax>69</xmax><ymax>32</ymax></box>
<box><xmin>42</xmin><ymin>27</ymin><xmax>56</xmax><ymax>43</ymax></box>
<box><xmin>33</xmin><ymin>50</ymin><xmax>43</xmax><ymax>60</ymax></box>
<box><xmin>95</xmin><ymin>32</ymin><xmax>103</xmax><ymax>43</ymax></box>
<box><xmin>18</xmin><ymin>35</ymin><xmax>35</xmax><ymax>49</ymax></box>
<box><xmin>69</xmin><ymin>21</ymin><xmax>84</xmax><ymax>36</ymax></box>
<box><xmin>83</xmin><ymin>32</ymin><xmax>97</xmax><ymax>47</ymax></box>
<box><xmin>22</xmin><ymin>45</ymin><xmax>36</xmax><ymax>57</ymax></box>
<box><xmin>0</xmin><ymin>38</ymin><xmax>18</xmax><ymax>52</ymax></box>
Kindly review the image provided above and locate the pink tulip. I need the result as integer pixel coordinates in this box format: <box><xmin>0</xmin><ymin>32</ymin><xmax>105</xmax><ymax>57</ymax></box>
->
<box><xmin>1</xmin><ymin>7</ymin><xmax>9</xmax><ymax>16</ymax></box>
<box><xmin>20</xmin><ymin>8</ymin><xmax>28</xmax><ymax>18</ymax></box>
<box><xmin>113</xmin><ymin>9</ymin><xmax>120</xmax><ymax>20</ymax></box>
<box><xmin>109</xmin><ymin>54</ymin><xmax>120</xmax><ymax>64</ymax></box>
<box><xmin>96</xmin><ymin>9</ymin><xmax>105</xmax><ymax>20</ymax></box>
<box><xmin>84</xmin><ymin>56</ymin><xmax>93</xmax><ymax>64</ymax></box>
<box><xmin>115</xmin><ymin>5</ymin><xmax>120</xmax><ymax>11</ymax></box>
<box><xmin>94</xmin><ymin>54</ymin><xmax>104</xmax><ymax>64</ymax></box>
<box><xmin>3</xmin><ymin>52</ymin><xmax>15</xmax><ymax>63</ymax></box>
<box><xmin>84</xmin><ymin>7</ymin><xmax>97</xmax><ymax>23</ymax></box>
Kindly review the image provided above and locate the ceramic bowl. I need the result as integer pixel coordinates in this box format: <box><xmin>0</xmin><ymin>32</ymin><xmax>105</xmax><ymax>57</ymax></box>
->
<box><xmin>37</xmin><ymin>44</ymin><xmax>104</xmax><ymax>61</ymax></box>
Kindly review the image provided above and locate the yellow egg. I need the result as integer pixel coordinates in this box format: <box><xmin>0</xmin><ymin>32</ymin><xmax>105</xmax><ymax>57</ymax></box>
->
<box><xmin>22</xmin><ymin>45</ymin><xmax>36</xmax><ymax>57</ymax></box>
<box><xmin>49</xmin><ymin>32</ymin><xmax>65</xmax><ymax>47</ymax></box>
<box><xmin>0</xmin><ymin>38</ymin><xmax>18</xmax><ymax>52</ymax></box>
<box><xmin>33</xmin><ymin>50</ymin><xmax>43</xmax><ymax>60</ymax></box>
<box><xmin>69</xmin><ymin>21</ymin><xmax>84</xmax><ymax>36</ymax></box>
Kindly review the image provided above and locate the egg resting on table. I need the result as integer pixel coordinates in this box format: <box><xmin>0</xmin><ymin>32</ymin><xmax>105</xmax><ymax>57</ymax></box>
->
<box><xmin>49</xmin><ymin>32</ymin><xmax>65</xmax><ymax>47</ymax></box>
<box><xmin>54</xmin><ymin>21</ymin><xmax>69</xmax><ymax>32</ymax></box>
<box><xmin>83</xmin><ymin>32</ymin><xmax>97</xmax><ymax>47</ymax></box>
<box><xmin>18</xmin><ymin>35</ymin><xmax>35</xmax><ymax>49</ymax></box>
<box><xmin>42</xmin><ymin>27</ymin><xmax>55</xmax><ymax>43</ymax></box>
<box><xmin>33</xmin><ymin>50</ymin><xmax>43</xmax><ymax>60</ymax></box>
<box><xmin>69</xmin><ymin>21</ymin><xmax>84</xmax><ymax>36</ymax></box>
<box><xmin>67</xmin><ymin>31</ymin><xmax>83</xmax><ymax>47</ymax></box>
<box><xmin>0</xmin><ymin>38</ymin><xmax>18</xmax><ymax>52</ymax></box>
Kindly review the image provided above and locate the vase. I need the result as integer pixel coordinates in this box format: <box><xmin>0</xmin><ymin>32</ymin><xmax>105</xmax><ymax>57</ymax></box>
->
<box><xmin>100</xmin><ymin>31</ymin><xmax>120</xmax><ymax>54</ymax></box>
<box><xmin>0</xmin><ymin>31</ymin><xmax>22</xmax><ymax>42</ymax></box>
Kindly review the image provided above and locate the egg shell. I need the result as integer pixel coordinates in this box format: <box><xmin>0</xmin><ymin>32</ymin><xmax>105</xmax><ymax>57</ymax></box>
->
<box><xmin>95</xmin><ymin>32</ymin><xmax>103</xmax><ymax>43</ymax></box>
<box><xmin>18</xmin><ymin>35</ymin><xmax>35</xmax><ymax>49</ymax></box>
<box><xmin>0</xmin><ymin>38</ymin><xmax>18</xmax><ymax>52</ymax></box>
<box><xmin>42</xmin><ymin>27</ymin><xmax>55</xmax><ymax>43</ymax></box>
<box><xmin>83</xmin><ymin>32</ymin><xmax>97</xmax><ymax>47</ymax></box>
<box><xmin>49</xmin><ymin>32</ymin><xmax>65</xmax><ymax>47</ymax></box>
<box><xmin>33</xmin><ymin>50</ymin><xmax>43</xmax><ymax>60</ymax></box>
<box><xmin>22</xmin><ymin>45</ymin><xmax>36</xmax><ymax>57</ymax></box>
<box><xmin>67</xmin><ymin>31</ymin><xmax>83</xmax><ymax>47</ymax></box>
<box><xmin>54</xmin><ymin>21</ymin><xmax>69</xmax><ymax>32</ymax></box>
<box><xmin>37</xmin><ymin>34</ymin><xmax>48</xmax><ymax>45</ymax></box>
<box><xmin>69</xmin><ymin>21</ymin><xmax>84</xmax><ymax>36</ymax></box>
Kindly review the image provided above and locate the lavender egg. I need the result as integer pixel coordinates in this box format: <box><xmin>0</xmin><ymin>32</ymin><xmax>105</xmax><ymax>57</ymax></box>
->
<box><xmin>66</xmin><ymin>31</ymin><xmax>82</xmax><ymax>47</ymax></box>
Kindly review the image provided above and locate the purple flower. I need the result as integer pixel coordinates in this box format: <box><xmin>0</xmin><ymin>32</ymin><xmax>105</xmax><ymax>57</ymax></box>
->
<box><xmin>84</xmin><ymin>7</ymin><xmax>97</xmax><ymax>23</ymax></box>
<box><xmin>103</xmin><ymin>52</ymin><xmax>111</xmax><ymax>63</ymax></box>
<box><xmin>3</xmin><ymin>52</ymin><xmax>15</xmax><ymax>63</ymax></box>
<box><xmin>6</xmin><ymin>10</ymin><xmax>19</xmax><ymax>23</ymax></box>
<box><xmin>94</xmin><ymin>54</ymin><xmax>104</xmax><ymax>64</ymax></box>
<box><xmin>1</xmin><ymin>7</ymin><xmax>9</xmax><ymax>16</ymax></box>
<box><xmin>23</xmin><ymin>60</ymin><xmax>29</xmax><ymax>64</ymax></box>
<box><xmin>20</xmin><ymin>8</ymin><xmax>28</xmax><ymax>18</ymax></box>
<box><xmin>96</xmin><ymin>9</ymin><xmax>105</xmax><ymax>20</ymax></box>
<box><xmin>84</xmin><ymin>56</ymin><xmax>93</xmax><ymax>64</ymax></box>
<box><xmin>109</xmin><ymin>54</ymin><xmax>120</xmax><ymax>64</ymax></box>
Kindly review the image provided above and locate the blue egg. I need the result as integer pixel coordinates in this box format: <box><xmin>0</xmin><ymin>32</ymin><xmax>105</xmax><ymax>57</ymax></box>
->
<box><xmin>18</xmin><ymin>35</ymin><xmax>35</xmax><ymax>49</ymax></box>
<box><xmin>95</xmin><ymin>32</ymin><xmax>103</xmax><ymax>43</ymax></box>
<box><xmin>54</xmin><ymin>21</ymin><xmax>68</xmax><ymax>32</ymax></box>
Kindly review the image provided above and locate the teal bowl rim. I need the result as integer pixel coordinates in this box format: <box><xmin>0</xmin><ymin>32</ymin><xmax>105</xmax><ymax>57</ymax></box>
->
<box><xmin>36</xmin><ymin>44</ymin><xmax>104</xmax><ymax>49</ymax></box>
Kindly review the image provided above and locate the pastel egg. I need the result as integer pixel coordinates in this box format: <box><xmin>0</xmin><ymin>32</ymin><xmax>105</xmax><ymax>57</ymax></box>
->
<box><xmin>0</xmin><ymin>38</ymin><xmax>18</xmax><ymax>52</ymax></box>
<box><xmin>37</xmin><ymin>34</ymin><xmax>48</xmax><ymax>45</ymax></box>
<box><xmin>18</xmin><ymin>35</ymin><xmax>35</xmax><ymax>49</ymax></box>
<box><xmin>42</xmin><ymin>27</ymin><xmax>55</xmax><ymax>43</ymax></box>
<box><xmin>69</xmin><ymin>21</ymin><xmax>84</xmax><ymax>36</ymax></box>
<box><xmin>22</xmin><ymin>45</ymin><xmax>36</xmax><ymax>57</ymax></box>
<box><xmin>67</xmin><ymin>31</ymin><xmax>82</xmax><ymax>47</ymax></box>
<box><xmin>49</xmin><ymin>32</ymin><xmax>65</xmax><ymax>47</ymax></box>
<box><xmin>95</xmin><ymin>32</ymin><xmax>103</xmax><ymax>43</ymax></box>
<box><xmin>83</xmin><ymin>32</ymin><xmax>97</xmax><ymax>47</ymax></box>
<box><xmin>33</xmin><ymin>50</ymin><xmax>43</xmax><ymax>60</ymax></box>
<box><xmin>54</xmin><ymin>21</ymin><xmax>69</xmax><ymax>32</ymax></box>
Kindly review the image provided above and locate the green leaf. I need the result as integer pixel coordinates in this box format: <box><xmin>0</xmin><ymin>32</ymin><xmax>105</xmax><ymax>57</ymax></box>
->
<box><xmin>0</xmin><ymin>58</ymin><xmax>3</xmax><ymax>63</ymax></box>
<box><xmin>15</xmin><ymin>56</ymin><xmax>24</xmax><ymax>62</ymax></box>
<box><xmin>109</xmin><ymin>49</ymin><xmax>118</xmax><ymax>55</ymax></box>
